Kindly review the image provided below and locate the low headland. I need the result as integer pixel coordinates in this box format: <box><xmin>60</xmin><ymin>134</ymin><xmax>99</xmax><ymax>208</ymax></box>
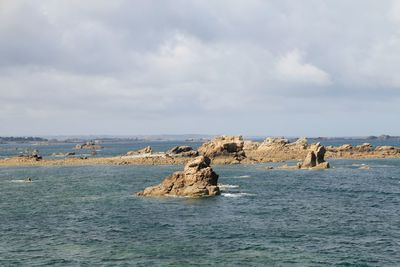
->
<box><xmin>0</xmin><ymin>135</ymin><xmax>399</xmax><ymax>167</ymax></box>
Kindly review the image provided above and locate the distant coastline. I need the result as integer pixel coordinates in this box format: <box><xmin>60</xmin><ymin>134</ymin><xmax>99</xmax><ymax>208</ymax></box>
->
<box><xmin>1</xmin><ymin>134</ymin><xmax>399</xmax><ymax>144</ymax></box>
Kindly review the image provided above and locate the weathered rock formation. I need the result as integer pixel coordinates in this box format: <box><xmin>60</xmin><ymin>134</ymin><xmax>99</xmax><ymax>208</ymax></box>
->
<box><xmin>136</xmin><ymin>156</ymin><xmax>220</xmax><ymax>197</ymax></box>
<box><xmin>75</xmin><ymin>141</ymin><xmax>103</xmax><ymax>150</ymax></box>
<box><xmin>125</xmin><ymin>146</ymin><xmax>153</xmax><ymax>156</ymax></box>
<box><xmin>300</xmin><ymin>143</ymin><xmax>330</xmax><ymax>169</ymax></box>
<box><xmin>167</xmin><ymin>146</ymin><xmax>199</xmax><ymax>157</ymax></box>
<box><xmin>198</xmin><ymin>136</ymin><xmax>245</xmax><ymax>164</ymax></box>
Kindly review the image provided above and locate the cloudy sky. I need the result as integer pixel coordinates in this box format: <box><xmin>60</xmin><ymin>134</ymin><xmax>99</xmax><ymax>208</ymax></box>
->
<box><xmin>1</xmin><ymin>0</ymin><xmax>399</xmax><ymax>136</ymax></box>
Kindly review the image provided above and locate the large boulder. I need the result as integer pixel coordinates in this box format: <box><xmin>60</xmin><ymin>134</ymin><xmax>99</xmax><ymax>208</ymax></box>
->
<box><xmin>302</xmin><ymin>151</ymin><xmax>317</xmax><ymax>168</ymax></box>
<box><xmin>167</xmin><ymin>146</ymin><xmax>199</xmax><ymax>157</ymax></box>
<box><xmin>136</xmin><ymin>156</ymin><xmax>220</xmax><ymax>197</ymax></box>
<box><xmin>197</xmin><ymin>136</ymin><xmax>245</xmax><ymax>162</ymax></box>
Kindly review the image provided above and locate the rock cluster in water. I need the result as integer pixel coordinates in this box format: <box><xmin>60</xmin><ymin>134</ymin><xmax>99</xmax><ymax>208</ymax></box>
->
<box><xmin>75</xmin><ymin>141</ymin><xmax>103</xmax><ymax>150</ymax></box>
<box><xmin>136</xmin><ymin>156</ymin><xmax>220</xmax><ymax>197</ymax></box>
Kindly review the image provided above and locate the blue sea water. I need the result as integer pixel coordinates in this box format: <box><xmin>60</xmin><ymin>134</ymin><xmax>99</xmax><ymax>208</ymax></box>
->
<box><xmin>0</xmin><ymin>141</ymin><xmax>204</xmax><ymax>159</ymax></box>
<box><xmin>1</xmin><ymin>159</ymin><xmax>400</xmax><ymax>266</ymax></box>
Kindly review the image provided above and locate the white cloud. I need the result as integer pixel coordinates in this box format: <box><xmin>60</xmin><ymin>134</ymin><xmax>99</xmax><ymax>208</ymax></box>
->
<box><xmin>275</xmin><ymin>49</ymin><xmax>331</xmax><ymax>86</ymax></box>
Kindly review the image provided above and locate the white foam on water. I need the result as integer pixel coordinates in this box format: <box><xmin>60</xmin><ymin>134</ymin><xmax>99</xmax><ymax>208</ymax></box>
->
<box><xmin>218</xmin><ymin>184</ymin><xmax>239</xmax><ymax>189</ymax></box>
<box><xmin>230</xmin><ymin>175</ymin><xmax>251</xmax><ymax>179</ymax></box>
<box><xmin>222</xmin><ymin>192</ymin><xmax>255</xmax><ymax>198</ymax></box>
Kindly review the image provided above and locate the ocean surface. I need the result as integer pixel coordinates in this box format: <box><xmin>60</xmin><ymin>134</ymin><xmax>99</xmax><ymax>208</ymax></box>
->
<box><xmin>0</xmin><ymin>138</ymin><xmax>399</xmax><ymax>159</ymax></box>
<box><xmin>1</xmin><ymin>158</ymin><xmax>400</xmax><ymax>266</ymax></box>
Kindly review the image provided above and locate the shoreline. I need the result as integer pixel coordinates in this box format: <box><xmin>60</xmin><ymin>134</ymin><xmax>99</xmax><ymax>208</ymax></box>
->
<box><xmin>1</xmin><ymin>136</ymin><xmax>399</xmax><ymax>167</ymax></box>
<box><xmin>1</xmin><ymin>153</ymin><xmax>399</xmax><ymax>167</ymax></box>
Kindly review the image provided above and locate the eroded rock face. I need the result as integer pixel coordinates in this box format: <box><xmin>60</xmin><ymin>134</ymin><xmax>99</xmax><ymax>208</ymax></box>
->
<box><xmin>136</xmin><ymin>156</ymin><xmax>220</xmax><ymax>197</ymax></box>
<box><xmin>167</xmin><ymin>146</ymin><xmax>199</xmax><ymax>157</ymax></box>
<box><xmin>197</xmin><ymin>136</ymin><xmax>245</xmax><ymax>163</ymax></box>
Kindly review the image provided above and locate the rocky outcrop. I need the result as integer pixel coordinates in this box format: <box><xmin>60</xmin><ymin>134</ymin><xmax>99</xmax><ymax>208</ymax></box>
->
<box><xmin>126</xmin><ymin>146</ymin><xmax>152</xmax><ymax>156</ymax></box>
<box><xmin>300</xmin><ymin>143</ymin><xmax>330</xmax><ymax>169</ymax></box>
<box><xmin>198</xmin><ymin>136</ymin><xmax>245</xmax><ymax>163</ymax></box>
<box><xmin>136</xmin><ymin>156</ymin><xmax>220</xmax><ymax>197</ymax></box>
<box><xmin>75</xmin><ymin>141</ymin><xmax>103</xmax><ymax>150</ymax></box>
<box><xmin>245</xmin><ymin>137</ymin><xmax>309</xmax><ymax>162</ymax></box>
<box><xmin>167</xmin><ymin>146</ymin><xmax>198</xmax><ymax>157</ymax></box>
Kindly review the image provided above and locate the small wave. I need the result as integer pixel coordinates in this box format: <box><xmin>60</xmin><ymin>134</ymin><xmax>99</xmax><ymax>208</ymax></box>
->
<box><xmin>222</xmin><ymin>192</ymin><xmax>255</xmax><ymax>198</ymax></box>
<box><xmin>218</xmin><ymin>184</ymin><xmax>239</xmax><ymax>189</ymax></box>
<box><xmin>230</xmin><ymin>175</ymin><xmax>251</xmax><ymax>179</ymax></box>
<box><xmin>10</xmin><ymin>179</ymin><xmax>32</xmax><ymax>183</ymax></box>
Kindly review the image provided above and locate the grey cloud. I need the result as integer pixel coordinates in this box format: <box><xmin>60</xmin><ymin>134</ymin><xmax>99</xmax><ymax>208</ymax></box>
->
<box><xmin>0</xmin><ymin>0</ymin><xmax>399</xmax><ymax>136</ymax></box>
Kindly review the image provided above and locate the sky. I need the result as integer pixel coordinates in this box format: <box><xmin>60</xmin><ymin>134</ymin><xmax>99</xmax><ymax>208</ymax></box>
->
<box><xmin>0</xmin><ymin>0</ymin><xmax>400</xmax><ymax>137</ymax></box>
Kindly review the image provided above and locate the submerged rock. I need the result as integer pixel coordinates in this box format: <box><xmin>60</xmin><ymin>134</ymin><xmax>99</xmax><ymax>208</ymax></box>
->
<box><xmin>136</xmin><ymin>156</ymin><xmax>220</xmax><ymax>197</ymax></box>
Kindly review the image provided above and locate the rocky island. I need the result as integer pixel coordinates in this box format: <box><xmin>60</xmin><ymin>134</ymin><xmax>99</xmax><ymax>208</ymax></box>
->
<box><xmin>136</xmin><ymin>156</ymin><xmax>220</xmax><ymax>197</ymax></box>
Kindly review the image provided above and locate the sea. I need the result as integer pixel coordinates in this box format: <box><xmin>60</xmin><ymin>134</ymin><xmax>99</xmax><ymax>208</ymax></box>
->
<box><xmin>1</xmin><ymin>139</ymin><xmax>400</xmax><ymax>266</ymax></box>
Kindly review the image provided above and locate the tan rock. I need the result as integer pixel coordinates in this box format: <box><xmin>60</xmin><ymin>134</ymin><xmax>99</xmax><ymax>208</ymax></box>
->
<box><xmin>302</xmin><ymin>151</ymin><xmax>317</xmax><ymax>168</ymax></box>
<box><xmin>375</xmin><ymin>146</ymin><xmax>395</xmax><ymax>151</ymax></box>
<box><xmin>301</xmin><ymin>143</ymin><xmax>330</xmax><ymax>169</ymax></box>
<box><xmin>126</xmin><ymin>146</ymin><xmax>152</xmax><ymax>156</ymax></box>
<box><xmin>243</xmin><ymin>140</ymin><xmax>260</xmax><ymax>151</ymax></box>
<box><xmin>136</xmin><ymin>156</ymin><xmax>220</xmax><ymax>197</ymax></box>
<box><xmin>356</xmin><ymin>143</ymin><xmax>372</xmax><ymax>152</ymax></box>
<box><xmin>337</xmin><ymin>144</ymin><xmax>353</xmax><ymax>151</ymax></box>
<box><xmin>258</xmin><ymin>137</ymin><xmax>289</xmax><ymax>149</ymax></box>
<box><xmin>167</xmin><ymin>146</ymin><xmax>198</xmax><ymax>157</ymax></box>
<box><xmin>198</xmin><ymin>135</ymin><xmax>246</xmax><ymax>162</ymax></box>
